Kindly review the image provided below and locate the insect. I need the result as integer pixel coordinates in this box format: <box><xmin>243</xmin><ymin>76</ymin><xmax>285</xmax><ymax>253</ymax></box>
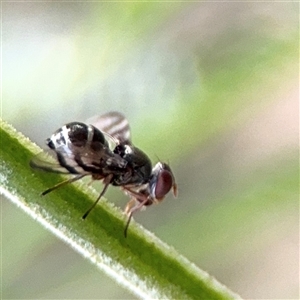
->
<box><xmin>30</xmin><ymin>111</ymin><xmax>177</xmax><ymax>236</ymax></box>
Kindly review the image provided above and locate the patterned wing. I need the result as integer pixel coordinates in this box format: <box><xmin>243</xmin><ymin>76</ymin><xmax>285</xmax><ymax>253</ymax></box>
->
<box><xmin>30</xmin><ymin>150</ymin><xmax>71</xmax><ymax>174</ymax></box>
<box><xmin>30</xmin><ymin>122</ymin><xmax>127</xmax><ymax>175</ymax></box>
<box><xmin>86</xmin><ymin>111</ymin><xmax>131</xmax><ymax>145</ymax></box>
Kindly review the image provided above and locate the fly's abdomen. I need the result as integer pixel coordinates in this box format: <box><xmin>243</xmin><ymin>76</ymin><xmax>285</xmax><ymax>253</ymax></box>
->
<box><xmin>47</xmin><ymin>122</ymin><xmax>108</xmax><ymax>151</ymax></box>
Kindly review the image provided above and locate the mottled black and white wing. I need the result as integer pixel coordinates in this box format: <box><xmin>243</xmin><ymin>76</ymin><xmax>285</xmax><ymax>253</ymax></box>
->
<box><xmin>30</xmin><ymin>150</ymin><xmax>71</xmax><ymax>174</ymax></box>
<box><xmin>86</xmin><ymin>111</ymin><xmax>131</xmax><ymax>145</ymax></box>
<box><xmin>31</xmin><ymin>122</ymin><xmax>127</xmax><ymax>175</ymax></box>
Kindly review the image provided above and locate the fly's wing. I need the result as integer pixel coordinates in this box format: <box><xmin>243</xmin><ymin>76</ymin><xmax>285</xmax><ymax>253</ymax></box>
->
<box><xmin>30</xmin><ymin>145</ymin><xmax>110</xmax><ymax>175</ymax></box>
<box><xmin>30</xmin><ymin>122</ymin><xmax>127</xmax><ymax>175</ymax></box>
<box><xmin>86</xmin><ymin>111</ymin><xmax>131</xmax><ymax>145</ymax></box>
<box><xmin>30</xmin><ymin>150</ymin><xmax>72</xmax><ymax>174</ymax></box>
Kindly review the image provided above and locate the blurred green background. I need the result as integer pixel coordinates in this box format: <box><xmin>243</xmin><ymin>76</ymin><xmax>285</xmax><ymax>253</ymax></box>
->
<box><xmin>2</xmin><ymin>2</ymin><xmax>298</xmax><ymax>299</ymax></box>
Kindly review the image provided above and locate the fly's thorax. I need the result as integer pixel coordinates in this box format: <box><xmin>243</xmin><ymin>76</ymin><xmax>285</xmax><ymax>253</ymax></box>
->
<box><xmin>112</xmin><ymin>144</ymin><xmax>152</xmax><ymax>186</ymax></box>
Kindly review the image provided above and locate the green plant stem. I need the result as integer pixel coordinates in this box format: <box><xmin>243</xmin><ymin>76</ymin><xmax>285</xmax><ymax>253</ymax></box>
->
<box><xmin>0</xmin><ymin>119</ymin><xmax>241</xmax><ymax>300</ymax></box>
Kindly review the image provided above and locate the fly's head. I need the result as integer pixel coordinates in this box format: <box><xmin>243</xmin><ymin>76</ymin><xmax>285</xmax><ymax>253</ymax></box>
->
<box><xmin>149</xmin><ymin>162</ymin><xmax>177</xmax><ymax>202</ymax></box>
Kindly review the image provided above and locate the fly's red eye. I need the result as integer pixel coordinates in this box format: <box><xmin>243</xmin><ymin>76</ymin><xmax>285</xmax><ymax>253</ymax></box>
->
<box><xmin>154</xmin><ymin>170</ymin><xmax>173</xmax><ymax>200</ymax></box>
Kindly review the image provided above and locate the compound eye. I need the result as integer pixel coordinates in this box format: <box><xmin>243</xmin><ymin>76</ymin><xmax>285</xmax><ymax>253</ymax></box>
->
<box><xmin>154</xmin><ymin>170</ymin><xmax>173</xmax><ymax>200</ymax></box>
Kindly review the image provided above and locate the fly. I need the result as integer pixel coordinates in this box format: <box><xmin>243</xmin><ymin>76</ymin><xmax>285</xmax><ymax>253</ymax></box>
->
<box><xmin>30</xmin><ymin>111</ymin><xmax>177</xmax><ymax>236</ymax></box>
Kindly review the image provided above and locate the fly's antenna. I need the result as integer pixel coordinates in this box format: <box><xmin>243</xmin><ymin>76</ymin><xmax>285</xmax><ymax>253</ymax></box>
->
<box><xmin>154</xmin><ymin>154</ymin><xmax>161</xmax><ymax>162</ymax></box>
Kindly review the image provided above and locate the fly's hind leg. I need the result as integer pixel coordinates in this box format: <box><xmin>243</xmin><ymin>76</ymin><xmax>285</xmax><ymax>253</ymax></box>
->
<box><xmin>41</xmin><ymin>174</ymin><xmax>86</xmax><ymax>196</ymax></box>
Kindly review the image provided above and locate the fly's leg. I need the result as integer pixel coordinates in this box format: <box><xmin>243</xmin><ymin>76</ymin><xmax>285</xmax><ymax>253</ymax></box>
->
<box><xmin>82</xmin><ymin>174</ymin><xmax>113</xmax><ymax>219</ymax></box>
<box><xmin>123</xmin><ymin>188</ymin><xmax>152</xmax><ymax>237</ymax></box>
<box><xmin>41</xmin><ymin>174</ymin><xmax>86</xmax><ymax>196</ymax></box>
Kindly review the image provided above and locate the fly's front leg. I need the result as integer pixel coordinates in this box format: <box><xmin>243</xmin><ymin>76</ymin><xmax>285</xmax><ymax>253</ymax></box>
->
<box><xmin>124</xmin><ymin>198</ymin><xmax>137</xmax><ymax>215</ymax></box>
<box><xmin>123</xmin><ymin>187</ymin><xmax>152</xmax><ymax>237</ymax></box>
